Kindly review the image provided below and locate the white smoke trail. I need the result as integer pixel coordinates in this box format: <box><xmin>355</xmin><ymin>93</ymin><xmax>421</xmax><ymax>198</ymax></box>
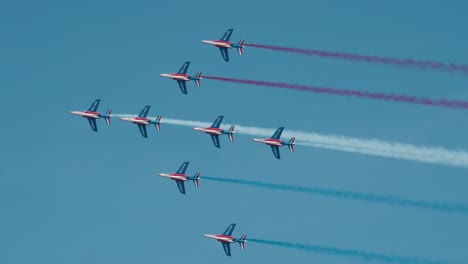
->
<box><xmin>111</xmin><ymin>114</ymin><xmax>468</xmax><ymax>168</ymax></box>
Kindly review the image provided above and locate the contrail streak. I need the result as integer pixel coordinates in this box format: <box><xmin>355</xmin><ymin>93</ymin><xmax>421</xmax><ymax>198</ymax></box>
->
<box><xmin>110</xmin><ymin>115</ymin><xmax>468</xmax><ymax>168</ymax></box>
<box><xmin>248</xmin><ymin>238</ymin><xmax>455</xmax><ymax>264</ymax></box>
<box><xmin>202</xmin><ymin>177</ymin><xmax>468</xmax><ymax>214</ymax></box>
<box><xmin>244</xmin><ymin>43</ymin><xmax>468</xmax><ymax>75</ymax></box>
<box><xmin>203</xmin><ymin>76</ymin><xmax>468</xmax><ymax>111</ymax></box>
<box><xmin>159</xmin><ymin>117</ymin><xmax>468</xmax><ymax>169</ymax></box>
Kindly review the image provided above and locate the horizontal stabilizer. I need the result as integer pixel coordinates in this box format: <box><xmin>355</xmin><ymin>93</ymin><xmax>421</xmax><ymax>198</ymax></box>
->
<box><xmin>239</xmin><ymin>234</ymin><xmax>247</xmax><ymax>250</ymax></box>
<box><xmin>228</xmin><ymin>126</ymin><xmax>235</xmax><ymax>142</ymax></box>
<box><xmin>105</xmin><ymin>109</ymin><xmax>112</xmax><ymax>125</ymax></box>
<box><xmin>195</xmin><ymin>72</ymin><xmax>202</xmax><ymax>87</ymax></box>
<box><xmin>237</xmin><ymin>39</ymin><xmax>245</xmax><ymax>55</ymax></box>
<box><xmin>288</xmin><ymin>137</ymin><xmax>296</xmax><ymax>152</ymax></box>
<box><xmin>193</xmin><ymin>171</ymin><xmax>200</xmax><ymax>187</ymax></box>
<box><xmin>155</xmin><ymin>115</ymin><xmax>162</xmax><ymax>131</ymax></box>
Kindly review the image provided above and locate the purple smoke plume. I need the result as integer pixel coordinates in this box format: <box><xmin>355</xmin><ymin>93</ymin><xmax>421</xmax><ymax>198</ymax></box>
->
<box><xmin>244</xmin><ymin>43</ymin><xmax>468</xmax><ymax>75</ymax></box>
<box><xmin>203</xmin><ymin>76</ymin><xmax>468</xmax><ymax>110</ymax></box>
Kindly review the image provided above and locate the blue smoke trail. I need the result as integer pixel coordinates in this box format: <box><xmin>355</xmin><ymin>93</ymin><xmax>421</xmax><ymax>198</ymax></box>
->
<box><xmin>202</xmin><ymin>177</ymin><xmax>468</xmax><ymax>215</ymax></box>
<box><xmin>248</xmin><ymin>238</ymin><xmax>455</xmax><ymax>264</ymax></box>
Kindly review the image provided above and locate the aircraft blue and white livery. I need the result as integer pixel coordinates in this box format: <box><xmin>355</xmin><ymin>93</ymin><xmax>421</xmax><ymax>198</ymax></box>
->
<box><xmin>202</xmin><ymin>28</ymin><xmax>245</xmax><ymax>62</ymax></box>
<box><xmin>160</xmin><ymin>61</ymin><xmax>202</xmax><ymax>94</ymax></box>
<box><xmin>204</xmin><ymin>223</ymin><xmax>247</xmax><ymax>256</ymax></box>
<box><xmin>69</xmin><ymin>99</ymin><xmax>112</xmax><ymax>132</ymax></box>
<box><xmin>193</xmin><ymin>115</ymin><xmax>235</xmax><ymax>148</ymax></box>
<box><xmin>119</xmin><ymin>105</ymin><xmax>162</xmax><ymax>138</ymax></box>
<box><xmin>158</xmin><ymin>162</ymin><xmax>200</xmax><ymax>194</ymax></box>
<box><xmin>253</xmin><ymin>127</ymin><xmax>296</xmax><ymax>159</ymax></box>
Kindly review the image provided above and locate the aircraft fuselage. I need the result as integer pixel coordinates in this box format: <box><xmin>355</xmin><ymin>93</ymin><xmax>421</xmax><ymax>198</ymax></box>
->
<box><xmin>202</xmin><ymin>40</ymin><xmax>233</xmax><ymax>48</ymax></box>
<box><xmin>70</xmin><ymin>111</ymin><xmax>100</xmax><ymax>119</ymax></box>
<box><xmin>120</xmin><ymin>117</ymin><xmax>150</xmax><ymax>125</ymax></box>
<box><xmin>204</xmin><ymin>234</ymin><xmax>235</xmax><ymax>243</ymax></box>
<box><xmin>193</xmin><ymin>127</ymin><xmax>223</xmax><ymax>135</ymax></box>
<box><xmin>160</xmin><ymin>73</ymin><xmax>190</xmax><ymax>81</ymax></box>
<box><xmin>253</xmin><ymin>138</ymin><xmax>284</xmax><ymax>146</ymax></box>
<box><xmin>158</xmin><ymin>173</ymin><xmax>189</xmax><ymax>181</ymax></box>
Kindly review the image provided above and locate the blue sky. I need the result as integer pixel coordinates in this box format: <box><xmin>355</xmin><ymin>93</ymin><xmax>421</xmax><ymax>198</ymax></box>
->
<box><xmin>1</xmin><ymin>0</ymin><xmax>468</xmax><ymax>263</ymax></box>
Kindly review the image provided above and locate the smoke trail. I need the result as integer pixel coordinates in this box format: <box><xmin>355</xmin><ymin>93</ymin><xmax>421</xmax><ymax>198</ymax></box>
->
<box><xmin>202</xmin><ymin>176</ymin><xmax>468</xmax><ymax>214</ymax></box>
<box><xmin>156</xmin><ymin>117</ymin><xmax>468</xmax><ymax>169</ymax></box>
<box><xmin>203</xmin><ymin>76</ymin><xmax>468</xmax><ymax>111</ymax></box>
<box><xmin>248</xmin><ymin>238</ymin><xmax>454</xmax><ymax>264</ymax></box>
<box><xmin>110</xmin><ymin>115</ymin><xmax>468</xmax><ymax>168</ymax></box>
<box><xmin>245</xmin><ymin>43</ymin><xmax>468</xmax><ymax>75</ymax></box>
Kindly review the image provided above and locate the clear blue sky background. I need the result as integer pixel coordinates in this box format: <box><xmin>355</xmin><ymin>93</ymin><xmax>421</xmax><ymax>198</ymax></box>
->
<box><xmin>1</xmin><ymin>0</ymin><xmax>468</xmax><ymax>263</ymax></box>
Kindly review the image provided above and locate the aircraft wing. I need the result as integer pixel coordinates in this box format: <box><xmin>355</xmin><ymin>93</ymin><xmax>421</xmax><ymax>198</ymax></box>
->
<box><xmin>210</xmin><ymin>115</ymin><xmax>223</xmax><ymax>128</ymax></box>
<box><xmin>223</xmin><ymin>223</ymin><xmax>236</xmax><ymax>236</ymax></box>
<box><xmin>270</xmin><ymin>145</ymin><xmax>281</xmax><ymax>159</ymax></box>
<box><xmin>139</xmin><ymin>105</ymin><xmax>151</xmax><ymax>118</ymax></box>
<box><xmin>176</xmin><ymin>162</ymin><xmax>189</xmax><ymax>174</ymax></box>
<box><xmin>138</xmin><ymin>124</ymin><xmax>148</xmax><ymax>138</ymax></box>
<box><xmin>221</xmin><ymin>29</ymin><xmax>233</xmax><ymax>41</ymax></box>
<box><xmin>87</xmin><ymin>118</ymin><xmax>98</xmax><ymax>132</ymax></box>
<box><xmin>219</xmin><ymin>48</ymin><xmax>229</xmax><ymax>62</ymax></box>
<box><xmin>175</xmin><ymin>180</ymin><xmax>186</xmax><ymax>194</ymax></box>
<box><xmin>178</xmin><ymin>61</ymin><xmax>190</xmax><ymax>74</ymax></box>
<box><xmin>271</xmin><ymin>127</ymin><xmax>284</xmax><ymax>139</ymax></box>
<box><xmin>210</xmin><ymin>134</ymin><xmax>221</xmax><ymax>148</ymax></box>
<box><xmin>177</xmin><ymin>81</ymin><xmax>188</xmax><ymax>94</ymax></box>
<box><xmin>222</xmin><ymin>242</ymin><xmax>232</xmax><ymax>256</ymax></box>
<box><xmin>88</xmin><ymin>99</ymin><xmax>100</xmax><ymax>112</ymax></box>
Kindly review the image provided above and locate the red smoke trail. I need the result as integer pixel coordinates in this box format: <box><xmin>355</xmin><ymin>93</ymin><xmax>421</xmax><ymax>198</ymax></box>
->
<box><xmin>244</xmin><ymin>43</ymin><xmax>468</xmax><ymax>75</ymax></box>
<box><xmin>203</xmin><ymin>76</ymin><xmax>468</xmax><ymax>110</ymax></box>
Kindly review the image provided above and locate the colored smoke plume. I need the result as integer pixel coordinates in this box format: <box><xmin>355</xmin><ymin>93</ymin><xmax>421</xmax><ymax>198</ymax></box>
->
<box><xmin>248</xmin><ymin>238</ymin><xmax>454</xmax><ymax>264</ymax></box>
<box><xmin>245</xmin><ymin>43</ymin><xmax>468</xmax><ymax>75</ymax></box>
<box><xmin>203</xmin><ymin>76</ymin><xmax>468</xmax><ymax>111</ymax></box>
<box><xmin>203</xmin><ymin>176</ymin><xmax>468</xmax><ymax>214</ymax></box>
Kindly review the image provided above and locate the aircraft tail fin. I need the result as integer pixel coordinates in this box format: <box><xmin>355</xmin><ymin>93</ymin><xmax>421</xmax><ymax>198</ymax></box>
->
<box><xmin>155</xmin><ymin>115</ymin><xmax>162</xmax><ymax>131</ymax></box>
<box><xmin>237</xmin><ymin>39</ymin><xmax>245</xmax><ymax>55</ymax></box>
<box><xmin>228</xmin><ymin>126</ymin><xmax>235</xmax><ymax>142</ymax></box>
<box><xmin>105</xmin><ymin>109</ymin><xmax>112</xmax><ymax>125</ymax></box>
<box><xmin>239</xmin><ymin>234</ymin><xmax>247</xmax><ymax>250</ymax></box>
<box><xmin>288</xmin><ymin>137</ymin><xmax>296</xmax><ymax>152</ymax></box>
<box><xmin>194</xmin><ymin>72</ymin><xmax>202</xmax><ymax>87</ymax></box>
<box><xmin>193</xmin><ymin>171</ymin><xmax>200</xmax><ymax>188</ymax></box>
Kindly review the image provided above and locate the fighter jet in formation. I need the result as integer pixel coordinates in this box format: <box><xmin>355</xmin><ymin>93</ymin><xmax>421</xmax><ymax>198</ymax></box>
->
<box><xmin>204</xmin><ymin>223</ymin><xmax>247</xmax><ymax>256</ymax></box>
<box><xmin>160</xmin><ymin>61</ymin><xmax>202</xmax><ymax>94</ymax></box>
<box><xmin>158</xmin><ymin>162</ymin><xmax>200</xmax><ymax>194</ymax></box>
<box><xmin>193</xmin><ymin>115</ymin><xmax>235</xmax><ymax>148</ymax></box>
<box><xmin>69</xmin><ymin>99</ymin><xmax>112</xmax><ymax>132</ymax></box>
<box><xmin>253</xmin><ymin>127</ymin><xmax>296</xmax><ymax>159</ymax></box>
<box><xmin>120</xmin><ymin>105</ymin><xmax>162</xmax><ymax>138</ymax></box>
<box><xmin>202</xmin><ymin>28</ymin><xmax>245</xmax><ymax>62</ymax></box>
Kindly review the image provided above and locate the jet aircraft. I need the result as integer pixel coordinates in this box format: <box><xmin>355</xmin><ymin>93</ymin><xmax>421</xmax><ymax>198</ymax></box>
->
<box><xmin>204</xmin><ymin>223</ymin><xmax>247</xmax><ymax>256</ymax></box>
<box><xmin>253</xmin><ymin>127</ymin><xmax>295</xmax><ymax>159</ymax></box>
<box><xmin>69</xmin><ymin>99</ymin><xmax>111</xmax><ymax>132</ymax></box>
<box><xmin>120</xmin><ymin>105</ymin><xmax>162</xmax><ymax>138</ymax></box>
<box><xmin>160</xmin><ymin>61</ymin><xmax>202</xmax><ymax>94</ymax></box>
<box><xmin>202</xmin><ymin>28</ymin><xmax>245</xmax><ymax>62</ymax></box>
<box><xmin>193</xmin><ymin>115</ymin><xmax>235</xmax><ymax>148</ymax></box>
<box><xmin>158</xmin><ymin>161</ymin><xmax>200</xmax><ymax>194</ymax></box>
